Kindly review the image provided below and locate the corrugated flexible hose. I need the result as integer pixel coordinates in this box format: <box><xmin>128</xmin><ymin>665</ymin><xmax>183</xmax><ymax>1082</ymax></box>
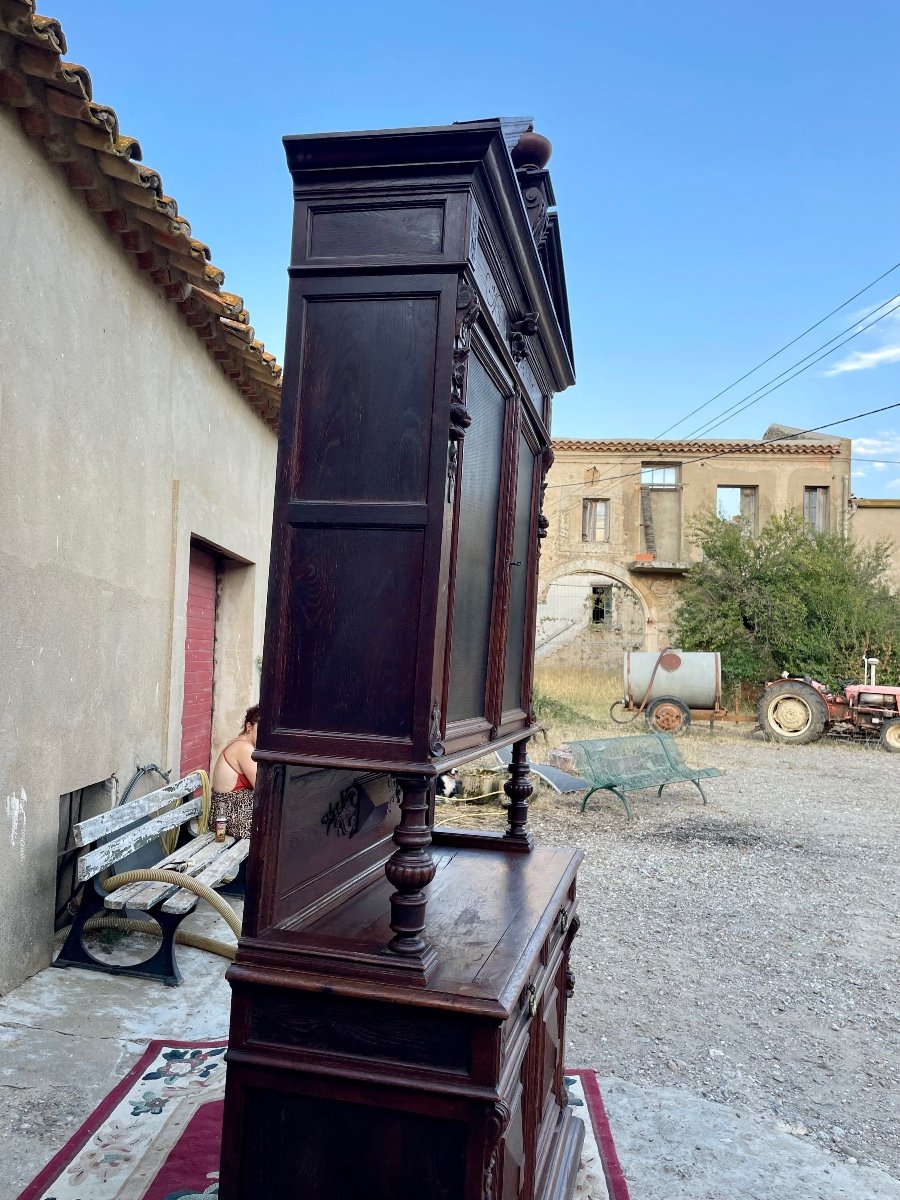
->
<box><xmin>55</xmin><ymin>867</ymin><xmax>241</xmax><ymax>961</ymax></box>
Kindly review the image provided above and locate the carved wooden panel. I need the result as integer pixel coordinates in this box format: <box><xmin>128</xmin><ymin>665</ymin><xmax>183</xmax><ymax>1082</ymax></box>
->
<box><xmin>277</xmin><ymin>527</ymin><xmax>423</xmax><ymax>738</ymax></box>
<box><xmin>239</xmin><ymin>1088</ymin><xmax>468</xmax><ymax>1200</ymax></box>
<box><xmin>308</xmin><ymin>204</ymin><xmax>446</xmax><ymax>258</ymax></box>
<box><xmin>247</xmin><ymin>986</ymin><xmax>472</xmax><ymax>1071</ymax></box>
<box><xmin>501</xmin><ymin>1078</ymin><xmax>526</xmax><ymax>1200</ymax></box>
<box><xmin>271</xmin><ymin>769</ymin><xmax>400</xmax><ymax>925</ymax></box>
<box><xmin>294</xmin><ymin>295</ymin><xmax>437</xmax><ymax>503</ymax></box>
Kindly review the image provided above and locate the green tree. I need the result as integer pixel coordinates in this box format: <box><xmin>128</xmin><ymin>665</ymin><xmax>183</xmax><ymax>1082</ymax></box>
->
<box><xmin>674</xmin><ymin>510</ymin><xmax>899</xmax><ymax>687</ymax></box>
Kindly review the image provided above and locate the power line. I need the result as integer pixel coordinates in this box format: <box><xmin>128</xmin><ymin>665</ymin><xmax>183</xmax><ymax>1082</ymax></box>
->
<box><xmin>656</xmin><ymin>258</ymin><xmax>900</xmax><ymax>438</ymax></box>
<box><xmin>592</xmin><ymin>402</ymin><xmax>900</xmax><ymax>487</ymax></box>
<box><xmin>544</xmin><ymin>401</ymin><xmax>900</xmax><ymax>491</ymax></box>
<box><xmin>566</xmin><ymin>296</ymin><xmax>900</xmax><ymax>495</ymax></box>
<box><xmin>685</xmin><ymin>296</ymin><xmax>900</xmax><ymax>439</ymax></box>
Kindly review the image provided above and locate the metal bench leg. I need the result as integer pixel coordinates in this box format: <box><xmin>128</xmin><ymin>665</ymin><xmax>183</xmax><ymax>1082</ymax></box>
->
<box><xmin>612</xmin><ymin>788</ymin><xmax>633</xmax><ymax>820</ymax></box>
<box><xmin>693</xmin><ymin>780</ymin><xmax>709</xmax><ymax>805</ymax></box>
<box><xmin>54</xmin><ymin>881</ymin><xmax>112</xmax><ymax>973</ymax></box>
<box><xmin>120</xmin><ymin>904</ymin><xmax>190</xmax><ymax>987</ymax></box>
<box><xmin>54</xmin><ymin>887</ymin><xmax>189</xmax><ymax>987</ymax></box>
<box><xmin>580</xmin><ymin>787</ymin><xmax>599</xmax><ymax>813</ymax></box>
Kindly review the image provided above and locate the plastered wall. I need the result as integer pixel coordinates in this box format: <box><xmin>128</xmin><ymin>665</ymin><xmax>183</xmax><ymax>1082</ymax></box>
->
<box><xmin>539</xmin><ymin>442</ymin><xmax>852</xmax><ymax>672</ymax></box>
<box><xmin>0</xmin><ymin>110</ymin><xmax>277</xmax><ymax>993</ymax></box>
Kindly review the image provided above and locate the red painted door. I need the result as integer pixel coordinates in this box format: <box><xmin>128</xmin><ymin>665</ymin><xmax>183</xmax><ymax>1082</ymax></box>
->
<box><xmin>180</xmin><ymin>543</ymin><xmax>218</xmax><ymax>777</ymax></box>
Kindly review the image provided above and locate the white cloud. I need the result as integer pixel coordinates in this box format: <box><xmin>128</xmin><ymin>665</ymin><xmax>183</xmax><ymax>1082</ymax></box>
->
<box><xmin>825</xmin><ymin>345</ymin><xmax>900</xmax><ymax>375</ymax></box>
<box><xmin>871</xmin><ymin>461</ymin><xmax>888</xmax><ymax>471</ymax></box>
<box><xmin>852</xmin><ymin>469</ymin><xmax>867</xmax><ymax>477</ymax></box>
<box><xmin>854</xmin><ymin>433</ymin><xmax>900</xmax><ymax>457</ymax></box>
<box><xmin>888</xmin><ymin>478</ymin><xmax>900</xmax><ymax>490</ymax></box>
<box><xmin>826</xmin><ymin>296</ymin><xmax>900</xmax><ymax>375</ymax></box>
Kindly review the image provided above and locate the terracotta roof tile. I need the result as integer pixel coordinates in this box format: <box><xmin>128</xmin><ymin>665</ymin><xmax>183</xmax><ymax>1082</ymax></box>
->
<box><xmin>553</xmin><ymin>438</ymin><xmax>844</xmax><ymax>456</ymax></box>
<box><xmin>0</xmin><ymin>1</ymin><xmax>281</xmax><ymax>425</ymax></box>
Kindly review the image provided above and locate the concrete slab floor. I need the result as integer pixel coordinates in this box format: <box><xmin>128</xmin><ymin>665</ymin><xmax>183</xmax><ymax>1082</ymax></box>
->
<box><xmin>0</xmin><ymin>902</ymin><xmax>237</xmax><ymax>1198</ymax></box>
<box><xmin>2</xmin><ymin>899</ymin><xmax>899</xmax><ymax>1200</ymax></box>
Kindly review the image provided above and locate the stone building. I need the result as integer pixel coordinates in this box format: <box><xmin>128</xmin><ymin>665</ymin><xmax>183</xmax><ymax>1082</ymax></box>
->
<box><xmin>851</xmin><ymin>498</ymin><xmax>900</xmax><ymax>592</ymax></box>
<box><xmin>537</xmin><ymin>427</ymin><xmax>854</xmax><ymax>670</ymax></box>
<box><xmin>0</xmin><ymin>8</ymin><xmax>281</xmax><ymax>993</ymax></box>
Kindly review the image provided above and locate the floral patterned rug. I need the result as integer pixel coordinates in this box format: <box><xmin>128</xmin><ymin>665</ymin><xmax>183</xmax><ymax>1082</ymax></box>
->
<box><xmin>16</xmin><ymin>1043</ymin><xmax>628</xmax><ymax>1200</ymax></box>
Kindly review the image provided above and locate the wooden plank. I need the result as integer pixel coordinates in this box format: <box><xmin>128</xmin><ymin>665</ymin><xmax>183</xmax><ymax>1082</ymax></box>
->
<box><xmin>74</xmin><ymin>772</ymin><xmax>203</xmax><ymax>847</ymax></box>
<box><xmin>161</xmin><ymin>839</ymin><xmax>249</xmax><ymax>914</ymax></box>
<box><xmin>104</xmin><ymin>832</ymin><xmax>222</xmax><ymax>910</ymax></box>
<box><xmin>76</xmin><ymin>796</ymin><xmax>202</xmax><ymax>882</ymax></box>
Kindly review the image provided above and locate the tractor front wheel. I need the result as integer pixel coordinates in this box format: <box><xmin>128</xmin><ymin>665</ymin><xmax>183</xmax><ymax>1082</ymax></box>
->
<box><xmin>880</xmin><ymin>719</ymin><xmax>900</xmax><ymax>753</ymax></box>
<box><xmin>758</xmin><ymin>681</ymin><xmax>828</xmax><ymax>745</ymax></box>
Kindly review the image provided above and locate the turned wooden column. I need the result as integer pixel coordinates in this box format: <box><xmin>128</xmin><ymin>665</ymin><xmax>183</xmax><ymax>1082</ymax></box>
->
<box><xmin>504</xmin><ymin>737</ymin><xmax>534</xmax><ymax>847</ymax></box>
<box><xmin>385</xmin><ymin>774</ymin><xmax>437</xmax><ymax>955</ymax></box>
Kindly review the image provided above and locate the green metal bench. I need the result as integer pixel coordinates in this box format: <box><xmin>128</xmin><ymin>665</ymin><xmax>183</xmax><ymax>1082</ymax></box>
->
<box><xmin>566</xmin><ymin>733</ymin><xmax>724</xmax><ymax>819</ymax></box>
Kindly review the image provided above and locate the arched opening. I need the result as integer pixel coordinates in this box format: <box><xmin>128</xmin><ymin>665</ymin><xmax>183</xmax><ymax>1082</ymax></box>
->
<box><xmin>535</xmin><ymin>570</ymin><xmax>649</xmax><ymax>671</ymax></box>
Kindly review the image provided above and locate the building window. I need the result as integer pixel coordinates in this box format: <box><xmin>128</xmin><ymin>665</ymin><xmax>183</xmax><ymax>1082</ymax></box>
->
<box><xmin>641</xmin><ymin>464</ymin><xmax>678</xmax><ymax>488</ymax></box>
<box><xmin>591</xmin><ymin>584</ymin><xmax>613</xmax><ymax>625</ymax></box>
<box><xmin>582</xmin><ymin>498</ymin><xmax>610</xmax><ymax>542</ymax></box>
<box><xmin>803</xmin><ymin>486</ymin><xmax>829</xmax><ymax>532</ymax></box>
<box><xmin>717</xmin><ymin>485</ymin><xmax>758</xmax><ymax>536</ymax></box>
<box><xmin>56</xmin><ymin>780</ymin><xmax>114</xmax><ymax>930</ymax></box>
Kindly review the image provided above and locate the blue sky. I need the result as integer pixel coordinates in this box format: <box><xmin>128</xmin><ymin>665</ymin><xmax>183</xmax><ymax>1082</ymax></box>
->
<box><xmin>48</xmin><ymin>1</ymin><xmax>900</xmax><ymax>494</ymax></box>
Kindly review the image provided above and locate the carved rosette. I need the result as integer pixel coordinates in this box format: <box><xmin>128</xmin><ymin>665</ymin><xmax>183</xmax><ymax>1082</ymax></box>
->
<box><xmin>447</xmin><ymin>279</ymin><xmax>481</xmax><ymax>499</ymax></box>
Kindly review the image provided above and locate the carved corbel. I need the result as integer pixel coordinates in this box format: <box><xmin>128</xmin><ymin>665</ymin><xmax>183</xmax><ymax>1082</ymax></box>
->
<box><xmin>482</xmin><ymin>1098</ymin><xmax>512</xmax><ymax>1200</ymax></box>
<box><xmin>428</xmin><ymin>699</ymin><xmax>445</xmax><ymax>758</ymax></box>
<box><xmin>447</xmin><ymin>279</ymin><xmax>481</xmax><ymax>499</ymax></box>
<box><xmin>509</xmin><ymin>312</ymin><xmax>538</xmax><ymax>363</ymax></box>
<box><xmin>536</xmin><ymin>443</ymin><xmax>554</xmax><ymax>556</ymax></box>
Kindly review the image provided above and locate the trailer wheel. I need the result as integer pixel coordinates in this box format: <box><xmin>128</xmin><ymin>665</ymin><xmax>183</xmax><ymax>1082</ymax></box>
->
<box><xmin>758</xmin><ymin>681</ymin><xmax>827</xmax><ymax>745</ymax></box>
<box><xmin>880</xmin><ymin>719</ymin><xmax>900</xmax><ymax>753</ymax></box>
<box><xmin>646</xmin><ymin>697</ymin><xmax>691</xmax><ymax>735</ymax></box>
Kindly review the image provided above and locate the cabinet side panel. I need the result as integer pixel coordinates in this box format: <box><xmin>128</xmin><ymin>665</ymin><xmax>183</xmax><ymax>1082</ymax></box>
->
<box><xmin>447</xmin><ymin>356</ymin><xmax>505</xmax><ymax>723</ymax></box>
<box><xmin>277</xmin><ymin>527</ymin><xmax>423</xmax><ymax>737</ymax></box>
<box><xmin>295</xmin><ymin>295</ymin><xmax>437</xmax><ymax>503</ymax></box>
<box><xmin>272</xmin><ymin>768</ymin><xmax>400</xmax><ymax>925</ymax></box>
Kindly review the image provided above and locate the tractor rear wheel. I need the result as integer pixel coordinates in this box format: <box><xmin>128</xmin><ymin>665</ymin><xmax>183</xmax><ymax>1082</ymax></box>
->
<box><xmin>880</xmin><ymin>719</ymin><xmax>900</xmax><ymax>753</ymax></box>
<box><xmin>758</xmin><ymin>681</ymin><xmax>828</xmax><ymax>745</ymax></box>
<box><xmin>646</xmin><ymin>696</ymin><xmax>692</xmax><ymax>735</ymax></box>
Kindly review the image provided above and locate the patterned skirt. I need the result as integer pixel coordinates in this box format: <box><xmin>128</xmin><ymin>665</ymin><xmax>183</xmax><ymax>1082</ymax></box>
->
<box><xmin>210</xmin><ymin>787</ymin><xmax>254</xmax><ymax>840</ymax></box>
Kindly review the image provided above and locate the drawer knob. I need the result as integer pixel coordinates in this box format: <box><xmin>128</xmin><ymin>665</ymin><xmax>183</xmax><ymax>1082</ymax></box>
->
<box><xmin>558</xmin><ymin>908</ymin><xmax>568</xmax><ymax>935</ymax></box>
<box><xmin>527</xmin><ymin>983</ymin><xmax>538</xmax><ymax>1018</ymax></box>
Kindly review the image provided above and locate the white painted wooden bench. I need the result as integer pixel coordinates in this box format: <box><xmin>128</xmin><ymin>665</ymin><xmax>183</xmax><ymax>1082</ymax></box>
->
<box><xmin>54</xmin><ymin>772</ymin><xmax>249</xmax><ymax>986</ymax></box>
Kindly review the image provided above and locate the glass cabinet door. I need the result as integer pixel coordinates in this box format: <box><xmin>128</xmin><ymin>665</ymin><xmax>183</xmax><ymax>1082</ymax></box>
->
<box><xmin>446</xmin><ymin>355</ymin><xmax>506</xmax><ymax>725</ymax></box>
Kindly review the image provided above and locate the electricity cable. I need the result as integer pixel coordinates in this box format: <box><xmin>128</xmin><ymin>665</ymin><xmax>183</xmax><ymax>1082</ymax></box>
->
<box><xmin>547</xmin><ymin>304</ymin><xmax>900</xmax><ymax>496</ymax></box>
<box><xmin>656</xmin><ymin>258</ymin><xmax>900</xmax><ymax>438</ymax></box>
<box><xmin>545</xmin><ymin>401</ymin><xmax>900</xmax><ymax>491</ymax></box>
<box><xmin>685</xmin><ymin>297</ymin><xmax>900</xmax><ymax>439</ymax></box>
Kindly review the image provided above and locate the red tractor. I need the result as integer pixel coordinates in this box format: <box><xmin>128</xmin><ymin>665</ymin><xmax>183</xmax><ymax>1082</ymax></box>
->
<box><xmin>759</xmin><ymin>658</ymin><xmax>900</xmax><ymax>752</ymax></box>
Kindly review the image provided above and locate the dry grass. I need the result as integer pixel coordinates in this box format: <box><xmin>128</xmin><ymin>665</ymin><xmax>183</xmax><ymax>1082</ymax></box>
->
<box><xmin>436</xmin><ymin>667</ymin><xmax>623</xmax><ymax>832</ymax></box>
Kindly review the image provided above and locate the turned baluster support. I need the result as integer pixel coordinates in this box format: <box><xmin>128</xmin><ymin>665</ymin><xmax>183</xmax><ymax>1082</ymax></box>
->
<box><xmin>385</xmin><ymin>774</ymin><xmax>437</xmax><ymax>956</ymax></box>
<box><xmin>503</xmin><ymin>737</ymin><xmax>534</xmax><ymax>848</ymax></box>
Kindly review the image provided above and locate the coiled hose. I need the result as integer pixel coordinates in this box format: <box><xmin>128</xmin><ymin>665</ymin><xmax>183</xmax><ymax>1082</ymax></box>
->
<box><xmin>56</xmin><ymin>867</ymin><xmax>240</xmax><ymax>962</ymax></box>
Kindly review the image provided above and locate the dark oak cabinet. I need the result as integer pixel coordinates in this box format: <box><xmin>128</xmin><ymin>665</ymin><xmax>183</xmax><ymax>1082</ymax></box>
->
<box><xmin>220</xmin><ymin>119</ymin><xmax>582</xmax><ymax>1200</ymax></box>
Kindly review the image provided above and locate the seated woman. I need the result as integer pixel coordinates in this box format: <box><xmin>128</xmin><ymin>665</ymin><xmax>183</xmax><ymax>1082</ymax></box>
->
<box><xmin>210</xmin><ymin>704</ymin><xmax>259</xmax><ymax>839</ymax></box>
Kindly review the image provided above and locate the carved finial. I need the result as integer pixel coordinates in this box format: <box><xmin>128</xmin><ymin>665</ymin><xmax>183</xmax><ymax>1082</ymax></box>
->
<box><xmin>511</xmin><ymin>130</ymin><xmax>553</xmax><ymax>169</ymax></box>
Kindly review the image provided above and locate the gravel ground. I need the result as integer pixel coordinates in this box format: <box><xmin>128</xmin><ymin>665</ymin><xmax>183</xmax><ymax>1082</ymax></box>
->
<box><xmin>442</xmin><ymin>727</ymin><xmax>900</xmax><ymax>1181</ymax></box>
